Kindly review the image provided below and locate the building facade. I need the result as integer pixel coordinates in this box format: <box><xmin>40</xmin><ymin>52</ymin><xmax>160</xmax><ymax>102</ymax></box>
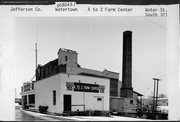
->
<box><xmin>20</xmin><ymin>81</ymin><xmax>35</xmax><ymax>109</ymax></box>
<box><xmin>35</xmin><ymin>73</ymin><xmax>109</xmax><ymax>113</ymax></box>
<box><xmin>21</xmin><ymin>48</ymin><xmax>118</xmax><ymax>114</ymax></box>
<box><xmin>21</xmin><ymin>30</ymin><xmax>142</xmax><ymax>115</ymax></box>
<box><xmin>157</xmin><ymin>98</ymin><xmax>168</xmax><ymax>106</ymax></box>
<box><xmin>36</xmin><ymin>48</ymin><xmax>119</xmax><ymax>97</ymax></box>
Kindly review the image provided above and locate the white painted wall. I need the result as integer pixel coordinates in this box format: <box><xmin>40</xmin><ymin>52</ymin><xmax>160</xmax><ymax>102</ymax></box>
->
<box><xmin>60</xmin><ymin>73</ymin><xmax>110</xmax><ymax>112</ymax></box>
<box><xmin>35</xmin><ymin>73</ymin><xmax>109</xmax><ymax>114</ymax></box>
<box><xmin>35</xmin><ymin>74</ymin><xmax>62</xmax><ymax>113</ymax></box>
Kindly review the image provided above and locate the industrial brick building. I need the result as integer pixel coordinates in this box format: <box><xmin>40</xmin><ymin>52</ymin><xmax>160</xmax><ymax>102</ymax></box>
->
<box><xmin>21</xmin><ymin>30</ymin><xmax>142</xmax><ymax>115</ymax></box>
<box><xmin>21</xmin><ymin>47</ymin><xmax>120</xmax><ymax>114</ymax></box>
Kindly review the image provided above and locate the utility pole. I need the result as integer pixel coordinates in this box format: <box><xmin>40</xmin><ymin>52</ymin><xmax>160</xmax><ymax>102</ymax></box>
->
<box><xmin>35</xmin><ymin>43</ymin><xmax>37</xmax><ymax>70</ymax></box>
<box><xmin>35</xmin><ymin>20</ymin><xmax>38</xmax><ymax>81</ymax></box>
<box><xmin>152</xmin><ymin>78</ymin><xmax>161</xmax><ymax>119</ymax></box>
<box><xmin>152</xmin><ymin>78</ymin><xmax>157</xmax><ymax>112</ymax></box>
<box><xmin>155</xmin><ymin>78</ymin><xmax>161</xmax><ymax>119</ymax></box>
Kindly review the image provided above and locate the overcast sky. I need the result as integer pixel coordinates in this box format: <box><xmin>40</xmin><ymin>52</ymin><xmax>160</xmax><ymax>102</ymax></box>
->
<box><xmin>15</xmin><ymin>17</ymin><xmax>167</xmax><ymax>98</ymax></box>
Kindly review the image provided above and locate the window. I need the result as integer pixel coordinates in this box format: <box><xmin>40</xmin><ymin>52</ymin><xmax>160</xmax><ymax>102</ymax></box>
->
<box><xmin>21</xmin><ymin>87</ymin><xmax>23</xmax><ymax>93</ymax></box>
<box><xmin>130</xmin><ymin>100</ymin><xmax>133</xmax><ymax>104</ymax></box>
<box><xmin>65</xmin><ymin>56</ymin><xmax>68</xmax><ymax>61</ymax></box>
<box><xmin>32</xmin><ymin>83</ymin><xmax>34</xmax><ymax>90</ymax></box>
<box><xmin>97</xmin><ymin>98</ymin><xmax>102</xmax><ymax>101</ymax></box>
<box><xmin>53</xmin><ymin>90</ymin><xmax>56</xmax><ymax>105</ymax></box>
<box><xmin>45</xmin><ymin>67</ymin><xmax>48</xmax><ymax>76</ymax></box>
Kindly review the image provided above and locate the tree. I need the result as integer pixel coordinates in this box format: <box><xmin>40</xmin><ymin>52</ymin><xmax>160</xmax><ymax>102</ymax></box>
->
<box><xmin>159</xmin><ymin>94</ymin><xmax>167</xmax><ymax>98</ymax></box>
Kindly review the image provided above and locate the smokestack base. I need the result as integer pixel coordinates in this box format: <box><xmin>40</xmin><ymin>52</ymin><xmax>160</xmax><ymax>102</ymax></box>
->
<box><xmin>120</xmin><ymin>87</ymin><xmax>133</xmax><ymax>98</ymax></box>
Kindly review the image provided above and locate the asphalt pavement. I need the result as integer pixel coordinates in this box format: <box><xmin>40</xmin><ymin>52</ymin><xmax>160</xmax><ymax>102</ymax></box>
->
<box><xmin>15</xmin><ymin>105</ymin><xmax>43</xmax><ymax>121</ymax></box>
<box><xmin>15</xmin><ymin>105</ymin><xmax>147</xmax><ymax>121</ymax></box>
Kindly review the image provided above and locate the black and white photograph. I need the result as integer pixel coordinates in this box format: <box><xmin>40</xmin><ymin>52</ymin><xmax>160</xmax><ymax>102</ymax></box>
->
<box><xmin>0</xmin><ymin>2</ymin><xmax>179</xmax><ymax>121</ymax></box>
<box><xmin>14</xmin><ymin>16</ymin><xmax>168</xmax><ymax>121</ymax></box>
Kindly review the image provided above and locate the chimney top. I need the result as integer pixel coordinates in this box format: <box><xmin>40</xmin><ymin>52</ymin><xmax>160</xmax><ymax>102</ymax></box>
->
<box><xmin>123</xmin><ymin>30</ymin><xmax>132</xmax><ymax>34</ymax></box>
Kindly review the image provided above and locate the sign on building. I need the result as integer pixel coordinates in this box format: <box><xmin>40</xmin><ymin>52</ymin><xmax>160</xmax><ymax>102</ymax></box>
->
<box><xmin>23</xmin><ymin>83</ymin><xmax>34</xmax><ymax>92</ymax></box>
<box><xmin>66</xmin><ymin>82</ymin><xmax>105</xmax><ymax>93</ymax></box>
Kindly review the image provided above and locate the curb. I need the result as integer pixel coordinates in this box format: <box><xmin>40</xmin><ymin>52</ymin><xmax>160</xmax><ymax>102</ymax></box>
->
<box><xmin>21</xmin><ymin>109</ymin><xmax>60</xmax><ymax>121</ymax></box>
<box><xmin>20</xmin><ymin>109</ymin><xmax>147</xmax><ymax>121</ymax></box>
<box><xmin>20</xmin><ymin>109</ymin><xmax>79</xmax><ymax>121</ymax></box>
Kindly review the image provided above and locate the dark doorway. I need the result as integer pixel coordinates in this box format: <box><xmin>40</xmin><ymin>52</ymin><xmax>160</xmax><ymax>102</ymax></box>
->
<box><xmin>29</xmin><ymin>94</ymin><xmax>35</xmax><ymax>104</ymax></box>
<box><xmin>23</xmin><ymin>96</ymin><xmax>27</xmax><ymax>105</ymax></box>
<box><xmin>22</xmin><ymin>95</ymin><xmax>27</xmax><ymax>109</ymax></box>
<box><xmin>63</xmin><ymin>94</ymin><xmax>71</xmax><ymax>112</ymax></box>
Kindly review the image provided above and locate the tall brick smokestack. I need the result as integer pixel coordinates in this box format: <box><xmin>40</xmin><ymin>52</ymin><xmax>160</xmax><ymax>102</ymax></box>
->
<box><xmin>120</xmin><ymin>31</ymin><xmax>133</xmax><ymax>98</ymax></box>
